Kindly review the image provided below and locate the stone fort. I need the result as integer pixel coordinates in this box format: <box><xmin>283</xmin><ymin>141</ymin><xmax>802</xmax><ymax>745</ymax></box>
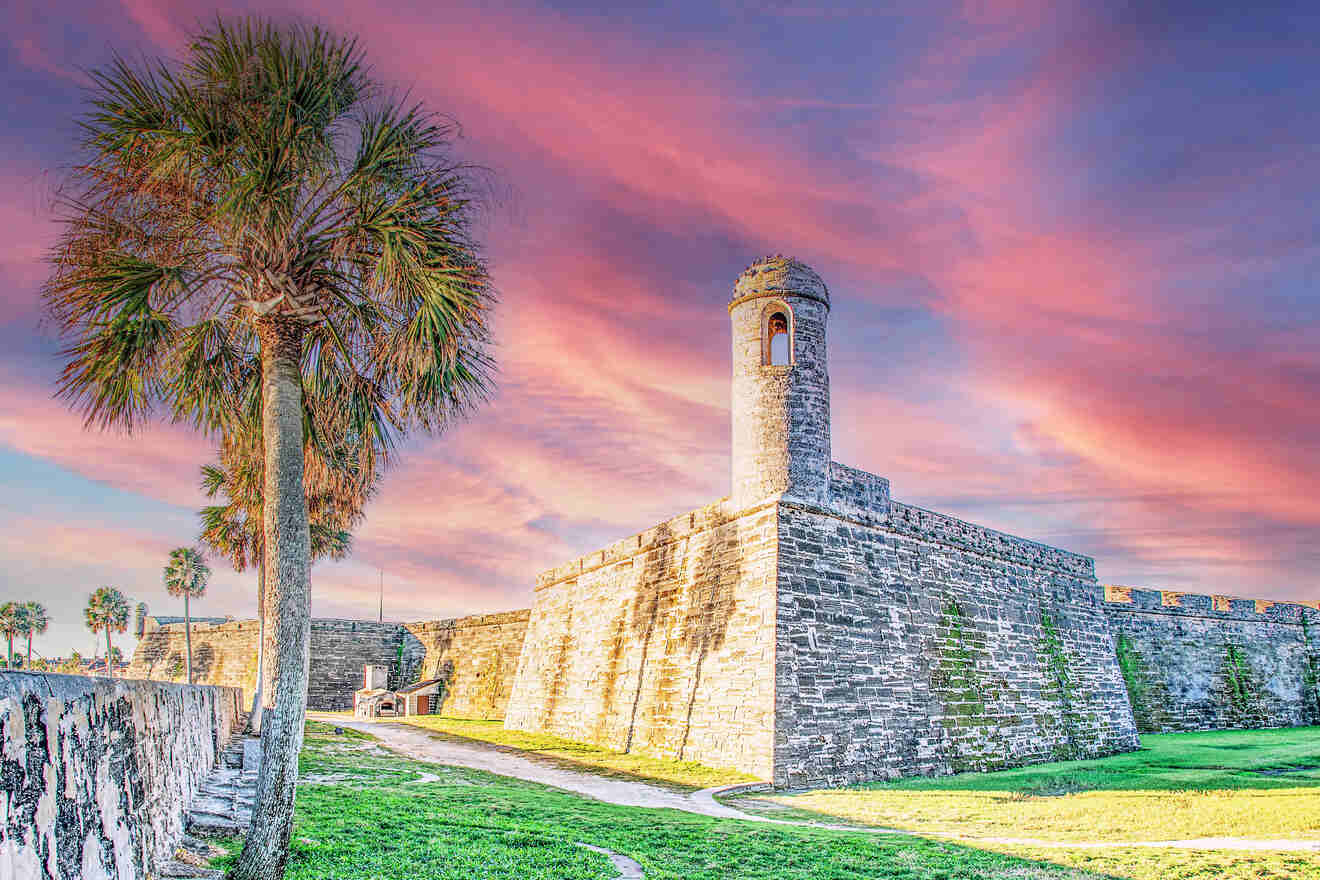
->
<box><xmin>131</xmin><ymin>257</ymin><xmax>1320</xmax><ymax>788</ymax></box>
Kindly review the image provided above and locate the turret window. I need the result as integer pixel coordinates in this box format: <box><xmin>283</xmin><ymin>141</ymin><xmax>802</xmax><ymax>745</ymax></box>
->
<box><xmin>762</xmin><ymin>303</ymin><xmax>794</xmax><ymax>365</ymax></box>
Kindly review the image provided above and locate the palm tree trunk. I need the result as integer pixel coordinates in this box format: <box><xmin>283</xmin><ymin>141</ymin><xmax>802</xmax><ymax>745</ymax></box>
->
<box><xmin>5</xmin><ymin>634</ymin><xmax>12</xmax><ymax>670</ymax></box>
<box><xmin>234</xmin><ymin>317</ymin><xmax>311</xmax><ymax>880</ymax></box>
<box><xmin>106</xmin><ymin>628</ymin><xmax>113</xmax><ymax>678</ymax></box>
<box><xmin>250</xmin><ymin>556</ymin><xmax>267</xmax><ymax>733</ymax></box>
<box><xmin>26</xmin><ymin>633</ymin><xmax>33</xmax><ymax>668</ymax></box>
<box><xmin>185</xmin><ymin>592</ymin><xmax>194</xmax><ymax>684</ymax></box>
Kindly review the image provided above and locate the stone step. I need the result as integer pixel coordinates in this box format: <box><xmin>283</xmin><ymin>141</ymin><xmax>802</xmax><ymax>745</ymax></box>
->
<box><xmin>189</xmin><ymin>795</ymin><xmax>238</xmax><ymax>815</ymax></box>
<box><xmin>186</xmin><ymin>812</ymin><xmax>245</xmax><ymax>837</ymax></box>
<box><xmin>157</xmin><ymin>860</ymin><xmax>225</xmax><ymax>879</ymax></box>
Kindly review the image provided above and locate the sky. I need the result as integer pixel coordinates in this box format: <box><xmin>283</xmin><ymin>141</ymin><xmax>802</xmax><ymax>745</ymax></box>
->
<box><xmin>2</xmin><ymin>0</ymin><xmax>1317</xmax><ymax>660</ymax></box>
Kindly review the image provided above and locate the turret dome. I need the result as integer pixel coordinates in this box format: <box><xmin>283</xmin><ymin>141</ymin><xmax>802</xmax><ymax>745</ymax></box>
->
<box><xmin>730</xmin><ymin>256</ymin><xmax>829</xmax><ymax>309</ymax></box>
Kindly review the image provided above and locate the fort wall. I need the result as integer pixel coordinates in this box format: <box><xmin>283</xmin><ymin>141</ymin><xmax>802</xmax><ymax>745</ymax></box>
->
<box><xmin>127</xmin><ymin>613</ymin><xmax>529</xmax><ymax>715</ymax></box>
<box><xmin>505</xmin><ymin>499</ymin><xmax>780</xmax><ymax>778</ymax></box>
<box><xmin>1102</xmin><ymin>586</ymin><xmax>1320</xmax><ymax>732</ymax></box>
<box><xmin>402</xmin><ymin>610</ymin><xmax>530</xmax><ymax>719</ymax></box>
<box><xmin>771</xmin><ymin>471</ymin><xmax>1139</xmax><ymax>788</ymax></box>
<box><xmin>0</xmin><ymin>672</ymin><xmax>240</xmax><ymax>880</ymax></box>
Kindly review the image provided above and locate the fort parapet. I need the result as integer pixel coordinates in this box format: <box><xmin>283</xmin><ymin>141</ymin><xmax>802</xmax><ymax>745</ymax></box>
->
<box><xmin>1101</xmin><ymin>586</ymin><xmax>1320</xmax><ymax>732</ymax></box>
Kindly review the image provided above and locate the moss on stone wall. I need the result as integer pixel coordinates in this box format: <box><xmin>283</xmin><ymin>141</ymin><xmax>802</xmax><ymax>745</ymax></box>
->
<box><xmin>1114</xmin><ymin>631</ymin><xmax>1151</xmax><ymax>731</ymax></box>
<box><xmin>931</xmin><ymin>598</ymin><xmax>998</xmax><ymax>772</ymax></box>
<box><xmin>1220</xmin><ymin>641</ymin><xmax>1265</xmax><ymax>727</ymax></box>
<box><xmin>1039</xmin><ymin>610</ymin><xmax>1078</xmax><ymax>760</ymax></box>
<box><xmin>1301</xmin><ymin>614</ymin><xmax>1320</xmax><ymax>724</ymax></box>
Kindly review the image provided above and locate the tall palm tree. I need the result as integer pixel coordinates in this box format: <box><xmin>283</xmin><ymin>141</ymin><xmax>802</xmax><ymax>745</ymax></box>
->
<box><xmin>200</xmin><ymin>423</ymin><xmax>366</xmax><ymax>729</ymax></box>
<box><xmin>163</xmin><ymin>547</ymin><xmax>211</xmax><ymax>684</ymax></box>
<box><xmin>22</xmin><ymin>602</ymin><xmax>49</xmax><ymax>669</ymax></box>
<box><xmin>43</xmin><ymin>20</ymin><xmax>494</xmax><ymax>878</ymax></box>
<box><xmin>85</xmin><ymin>588</ymin><xmax>131</xmax><ymax>678</ymax></box>
<box><xmin>0</xmin><ymin>603</ymin><xmax>21</xmax><ymax>669</ymax></box>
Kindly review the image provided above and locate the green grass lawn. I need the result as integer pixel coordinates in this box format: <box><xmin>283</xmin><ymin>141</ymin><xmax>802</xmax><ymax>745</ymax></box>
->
<box><xmin>210</xmin><ymin>723</ymin><xmax>1320</xmax><ymax>880</ymax></box>
<box><xmin>320</xmin><ymin>711</ymin><xmax>756</xmax><ymax>790</ymax></box>
<box><xmin>729</xmin><ymin>727</ymin><xmax>1320</xmax><ymax>844</ymax></box>
<box><xmin>206</xmin><ymin>721</ymin><xmax>1140</xmax><ymax>879</ymax></box>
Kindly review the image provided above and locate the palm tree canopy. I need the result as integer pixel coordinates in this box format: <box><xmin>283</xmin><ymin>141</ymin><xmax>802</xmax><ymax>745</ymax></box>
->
<box><xmin>44</xmin><ymin>17</ymin><xmax>495</xmax><ymax>459</ymax></box>
<box><xmin>164</xmin><ymin>546</ymin><xmax>212</xmax><ymax>599</ymax></box>
<box><xmin>85</xmin><ymin>587</ymin><xmax>131</xmax><ymax>634</ymax></box>
<box><xmin>0</xmin><ymin>603</ymin><xmax>20</xmax><ymax>639</ymax></box>
<box><xmin>22</xmin><ymin>602</ymin><xmax>50</xmax><ymax>636</ymax></box>
<box><xmin>199</xmin><ymin>418</ymin><xmax>370</xmax><ymax>571</ymax></box>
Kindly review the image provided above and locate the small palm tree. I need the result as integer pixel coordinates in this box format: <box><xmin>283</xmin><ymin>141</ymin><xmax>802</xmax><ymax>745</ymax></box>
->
<box><xmin>200</xmin><ymin>424</ymin><xmax>366</xmax><ymax>729</ymax></box>
<box><xmin>163</xmin><ymin>547</ymin><xmax>211</xmax><ymax>684</ymax></box>
<box><xmin>44</xmin><ymin>20</ymin><xmax>495</xmax><ymax>877</ymax></box>
<box><xmin>85</xmin><ymin>588</ymin><xmax>131</xmax><ymax>678</ymax></box>
<box><xmin>0</xmin><ymin>603</ymin><xmax>21</xmax><ymax>669</ymax></box>
<box><xmin>21</xmin><ymin>602</ymin><xmax>49</xmax><ymax>669</ymax></box>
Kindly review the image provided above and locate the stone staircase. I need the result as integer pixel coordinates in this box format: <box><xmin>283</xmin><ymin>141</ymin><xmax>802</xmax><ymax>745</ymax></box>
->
<box><xmin>157</xmin><ymin>716</ymin><xmax>261</xmax><ymax>880</ymax></box>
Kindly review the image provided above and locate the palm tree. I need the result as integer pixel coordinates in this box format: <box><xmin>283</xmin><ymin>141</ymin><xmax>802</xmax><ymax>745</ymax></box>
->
<box><xmin>200</xmin><ymin>423</ymin><xmax>366</xmax><ymax>731</ymax></box>
<box><xmin>163</xmin><ymin>547</ymin><xmax>211</xmax><ymax>684</ymax></box>
<box><xmin>22</xmin><ymin>602</ymin><xmax>49</xmax><ymax>668</ymax></box>
<box><xmin>43</xmin><ymin>20</ymin><xmax>494</xmax><ymax>878</ymax></box>
<box><xmin>85</xmin><ymin>588</ymin><xmax>131</xmax><ymax>678</ymax></box>
<box><xmin>0</xmin><ymin>603</ymin><xmax>21</xmax><ymax>669</ymax></box>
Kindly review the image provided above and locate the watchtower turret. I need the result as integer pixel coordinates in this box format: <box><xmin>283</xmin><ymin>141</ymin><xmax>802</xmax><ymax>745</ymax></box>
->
<box><xmin>729</xmin><ymin>256</ymin><xmax>831</xmax><ymax>509</ymax></box>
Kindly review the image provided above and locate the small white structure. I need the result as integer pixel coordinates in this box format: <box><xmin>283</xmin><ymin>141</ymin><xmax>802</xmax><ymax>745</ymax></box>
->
<box><xmin>354</xmin><ymin>665</ymin><xmax>398</xmax><ymax>718</ymax></box>
<box><xmin>395</xmin><ymin>679</ymin><xmax>444</xmax><ymax>716</ymax></box>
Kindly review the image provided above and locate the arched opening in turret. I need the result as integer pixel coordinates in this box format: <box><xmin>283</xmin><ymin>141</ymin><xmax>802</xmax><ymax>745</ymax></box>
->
<box><xmin>762</xmin><ymin>303</ymin><xmax>794</xmax><ymax>366</ymax></box>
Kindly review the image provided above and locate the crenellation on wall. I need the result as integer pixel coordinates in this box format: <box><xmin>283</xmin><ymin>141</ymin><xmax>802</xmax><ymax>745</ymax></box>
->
<box><xmin>1103</xmin><ymin>586</ymin><xmax>1320</xmax><ymax>731</ymax></box>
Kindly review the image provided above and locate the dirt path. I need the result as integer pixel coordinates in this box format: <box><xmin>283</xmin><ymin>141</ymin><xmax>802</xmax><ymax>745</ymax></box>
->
<box><xmin>310</xmin><ymin>714</ymin><xmax>1320</xmax><ymax>853</ymax></box>
<box><xmin>311</xmin><ymin>714</ymin><xmax>750</xmax><ymax>820</ymax></box>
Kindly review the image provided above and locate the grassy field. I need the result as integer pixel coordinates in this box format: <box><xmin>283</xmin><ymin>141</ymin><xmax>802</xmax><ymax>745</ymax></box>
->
<box><xmin>211</xmin><ymin>723</ymin><xmax>1320</xmax><ymax>879</ymax></box>
<box><xmin>730</xmin><ymin>727</ymin><xmax>1320</xmax><ymax>843</ymax></box>
<box><xmin>321</xmin><ymin>711</ymin><xmax>756</xmax><ymax>790</ymax></box>
<box><xmin>206</xmin><ymin>721</ymin><xmax>1130</xmax><ymax>879</ymax></box>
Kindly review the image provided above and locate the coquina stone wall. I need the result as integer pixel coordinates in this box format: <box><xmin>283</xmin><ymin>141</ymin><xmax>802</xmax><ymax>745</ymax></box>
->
<box><xmin>1103</xmin><ymin>586</ymin><xmax>1320</xmax><ymax>732</ymax></box>
<box><xmin>505</xmin><ymin>499</ymin><xmax>780</xmax><ymax>778</ymax></box>
<box><xmin>128</xmin><ymin>617</ymin><xmax>403</xmax><ymax>710</ymax></box>
<box><xmin>128</xmin><ymin>614</ymin><xmax>529</xmax><ymax>715</ymax></box>
<box><xmin>0</xmin><ymin>672</ymin><xmax>240</xmax><ymax>880</ymax></box>
<box><xmin>775</xmin><ymin>471</ymin><xmax>1140</xmax><ymax>788</ymax></box>
<box><xmin>401</xmin><ymin>611</ymin><xmax>531</xmax><ymax>720</ymax></box>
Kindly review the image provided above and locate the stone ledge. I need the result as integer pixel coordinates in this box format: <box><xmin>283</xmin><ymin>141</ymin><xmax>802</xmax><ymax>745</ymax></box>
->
<box><xmin>1103</xmin><ymin>585</ymin><xmax>1320</xmax><ymax>623</ymax></box>
<box><xmin>404</xmin><ymin>609</ymin><xmax>531</xmax><ymax>631</ymax></box>
<box><xmin>535</xmin><ymin>497</ymin><xmax>778</xmax><ymax>590</ymax></box>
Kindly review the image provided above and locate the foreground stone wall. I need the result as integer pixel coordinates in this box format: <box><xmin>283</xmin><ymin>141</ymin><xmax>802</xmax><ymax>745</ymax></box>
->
<box><xmin>1103</xmin><ymin>586</ymin><xmax>1320</xmax><ymax>732</ymax></box>
<box><xmin>775</xmin><ymin>493</ymin><xmax>1139</xmax><ymax>788</ymax></box>
<box><xmin>0</xmin><ymin>672</ymin><xmax>240</xmax><ymax>880</ymax></box>
<box><xmin>402</xmin><ymin>611</ymin><xmax>530</xmax><ymax>720</ymax></box>
<box><xmin>506</xmin><ymin>499</ymin><xmax>780</xmax><ymax>778</ymax></box>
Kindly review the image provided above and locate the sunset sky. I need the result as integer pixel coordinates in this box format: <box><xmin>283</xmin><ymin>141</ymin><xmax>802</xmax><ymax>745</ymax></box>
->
<box><xmin>3</xmin><ymin>0</ymin><xmax>1317</xmax><ymax>659</ymax></box>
